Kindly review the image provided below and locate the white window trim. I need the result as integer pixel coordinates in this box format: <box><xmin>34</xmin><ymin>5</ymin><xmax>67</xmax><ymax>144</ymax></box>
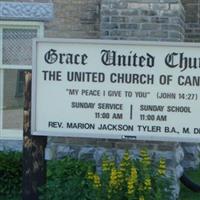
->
<box><xmin>0</xmin><ymin>21</ymin><xmax>44</xmax><ymax>140</ymax></box>
<box><xmin>0</xmin><ymin>70</ymin><xmax>3</xmax><ymax>138</ymax></box>
<box><xmin>0</xmin><ymin>26</ymin><xmax>3</xmax><ymax>138</ymax></box>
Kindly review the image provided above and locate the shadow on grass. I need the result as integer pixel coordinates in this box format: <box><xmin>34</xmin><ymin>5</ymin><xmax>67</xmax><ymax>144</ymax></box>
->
<box><xmin>179</xmin><ymin>169</ymin><xmax>200</xmax><ymax>200</ymax></box>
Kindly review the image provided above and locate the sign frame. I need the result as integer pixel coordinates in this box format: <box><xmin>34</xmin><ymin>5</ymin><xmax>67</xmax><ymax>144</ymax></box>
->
<box><xmin>32</xmin><ymin>38</ymin><xmax>200</xmax><ymax>143</ymax></box>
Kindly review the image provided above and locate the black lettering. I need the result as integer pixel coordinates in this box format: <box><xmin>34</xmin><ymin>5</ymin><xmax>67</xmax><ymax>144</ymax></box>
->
<box><xmin>44</xmin><ymin>49</ymin><xmax>88</xmax><ymax>65</ymax></box>
<box><xmin>101</xmin><ymin>50</ymin><xmax>155</xmax><ymax>68</ymax></box>
<box><xmin>45</xmin><ymin>49</ymin><xmax>58</xmax><ymax>64</ymax></box>
<box><xmin>42</xmin><ymin>71</ymin><xmax>62</xmax><ymax>81</ymax></box>
<box><xmin>165</xmin><ymin>52</ymin><xmax>178</xmax><ymax>68</ymax></box>
<box><xmin>165</xmin><ymin>52</ymin><xmax>200</xmax><ymax>72</ymax></box>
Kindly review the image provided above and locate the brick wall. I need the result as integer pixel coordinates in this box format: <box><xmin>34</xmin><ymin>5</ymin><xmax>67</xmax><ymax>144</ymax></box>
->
<box><xmin>101</xmin><ymin>0</ymin><xmax>185</xmax><ymax>41</ymax></box>
<box><xmin>182</xmin><ymin>0</ymin><xmax>200</xmax><ymax>42</ymax></box>
<box><xmin>1</xmin><ymin>0</ymin><xmax>51</xmax><ymax>2</ymax></box>
<box><xmin>45</xmin><ymin>0</ymin><xmax>100</xmax><ymax>38</ymax></box>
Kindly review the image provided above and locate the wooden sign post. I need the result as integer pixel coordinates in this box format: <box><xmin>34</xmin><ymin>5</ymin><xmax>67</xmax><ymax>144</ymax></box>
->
<box><xmin>22</xmin><ymin>71</ymin><xmax>47</xmax><ymax>200</ymax></box>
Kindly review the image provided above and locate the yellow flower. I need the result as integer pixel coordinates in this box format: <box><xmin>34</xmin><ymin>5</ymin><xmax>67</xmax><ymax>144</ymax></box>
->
<box><xmin>117</xmin><ymin>169</ymin><xmax>124</xmax><ymax>189</ymax></box>
<box><xmin>123</xmin><ymin>151</ymin><xmax>131</xmax><ymax>161</ymax></box>
<box><xmin>127</xmin><ymin>167</ymin><xmax>137</xmax><ymax>195</ymax></box>
<box><xmin>158</xmin><ymin>159</ymin><xmax>166</xmax><ymax>176</ymax></box>
<box><xmin>127</xmin><ymin>178</ymin><xmax>134</xmax><ymax>195</ymax></box>
<box><xmin>117</xmin><ymin>169</ymin><xmax>123</xmax><ymax>180</ymax></box>
<box><xmin>87</xmin><ymin>171</ymin><xmax>101</xmax><ymax>189</ymax></box>
<box><xmin>87</xmin><ymin>171</ymin><xmax>94</xmax><ymax>181</ymax></box>
<box><xmin>144</xmin><ymin>178</ymin><xmax>151</xmax><ymax>191</ymax></box>
<box><xmin>139</xmin><ymin>196</ymin><xmax>145</xmax><ymax>200</ymax></box>
<box><xmin>108</xmin><ymin>168</ymin><xmax>120</xmax><ymax>199</ymax></box>
<box><xmin>109</xmin><ymin>168</ymin><xmax>118</xmax><ymax>189</ymax></box>
<box><xmin>93</xmin><ymin>174</ymin><xmax>101</xmax><ymax>188</ymax></box>
<box><xmin>130</xmin><ymin>167</ymin><xmax>137</xmax><ymax>183</ymax></box>
<box><xmin>102</xmin><ymin>157</ymin><xmax>116</xmax><ymax>173</ymax></box>
<box><xmin>120</xmin><ymin>151</ymin><xmax>131</xmax><ymax>172</ymax></box>
<box><xmin>140</xmin><ymin>149</ymin><xmax>151</xmax><ymax>166</ymax></box>
<box><xmin>119</xmin><ymin>160</ymin><xmax>126</xmax><ymax>172</ymax></box>
<box><xmin>102</xmin><ymin>158</ymin><xmax>110</xmax><ymax>172</ymax></box>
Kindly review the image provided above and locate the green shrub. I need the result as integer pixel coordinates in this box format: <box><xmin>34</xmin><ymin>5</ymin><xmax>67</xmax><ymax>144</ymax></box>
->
<box><xmin>86</xmin><ymin>150</ymin><xmax>173</xmax><ymax>200</ymax></box>
<box><xmin>39</xmin><ymin>151</ymin><xmax>173</xmax><ymax>200</ymax></box>
<box><xmin>0</xmin><ymin>151</ymin><xmax>22</xmax><ymax>196</ymax></box>
<box><xmin>39</xmin><ymin>156</ymin><xmax>95</xmax><ymax>200</ymax></box>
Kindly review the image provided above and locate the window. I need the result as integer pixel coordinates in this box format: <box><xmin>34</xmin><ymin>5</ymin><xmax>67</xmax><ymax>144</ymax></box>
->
<box><xmin>0</xmin><ymin>21</ymin><xmax>44</xmax><ymax>140</ymax></box>
<box><xmin>15</xmin><ymin>70</ymin><xmax>25</xmax><ymax>97</ymax></box>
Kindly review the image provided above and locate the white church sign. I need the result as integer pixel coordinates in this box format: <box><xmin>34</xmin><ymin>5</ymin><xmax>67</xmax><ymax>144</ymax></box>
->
<box><xmin>32</xmin><ymin>39</ymin><xmax>200</xmax><ymax>143</ymax></box>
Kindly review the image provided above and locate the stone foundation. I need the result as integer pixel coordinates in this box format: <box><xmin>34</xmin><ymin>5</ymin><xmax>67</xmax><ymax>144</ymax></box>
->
<box><xmin>45</xmin><ymin>141</ymin><xmax>184</xmax><ymax>199</ymax></box>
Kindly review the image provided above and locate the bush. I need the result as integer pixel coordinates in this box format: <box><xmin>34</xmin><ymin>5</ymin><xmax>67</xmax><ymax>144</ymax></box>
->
<box><xmin>39</xmin><ymin>150</ymin><xmax>173</xmax><ymax>200</ymax></box>
<box><xmin>39</xmin><ymin>156</ymin><xmax>95</xmax><ymax>200</ymax></box>
<box><xmin>86</xmin><ymin>150</ymin><xmax>173</xmax><ymax>200</ymax></box>
<box><xmin>0</xmin><ymin>151</ymin><xmax>22</xmax><ymax>197</ymax></box>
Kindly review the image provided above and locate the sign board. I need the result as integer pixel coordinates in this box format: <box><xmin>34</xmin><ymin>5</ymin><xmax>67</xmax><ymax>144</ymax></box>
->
<box><xmin>32</xmin><ymin>39</ymin><xmax>200</xmax><ymax>143</ymax></box>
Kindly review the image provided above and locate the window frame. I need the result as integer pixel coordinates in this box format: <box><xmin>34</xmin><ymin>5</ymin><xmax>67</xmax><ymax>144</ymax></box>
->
<box><xmin>0</xmin><ymin>21</ymin><xmax>44</xmax><ymax>140</ymax></box>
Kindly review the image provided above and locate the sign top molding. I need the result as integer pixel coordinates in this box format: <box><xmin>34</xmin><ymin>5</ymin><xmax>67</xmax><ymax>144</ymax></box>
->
<box><xmin>0</xmin><ymin>2</ymin><xmax>54</xmax><ymax>22</ymax></box>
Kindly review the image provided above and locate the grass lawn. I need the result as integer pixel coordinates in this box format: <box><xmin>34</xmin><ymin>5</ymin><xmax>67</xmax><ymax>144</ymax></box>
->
<box><xmin>179</xmin><ymin>169</ymin><xmax>200</xmax><ymax>200</ymax></box>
